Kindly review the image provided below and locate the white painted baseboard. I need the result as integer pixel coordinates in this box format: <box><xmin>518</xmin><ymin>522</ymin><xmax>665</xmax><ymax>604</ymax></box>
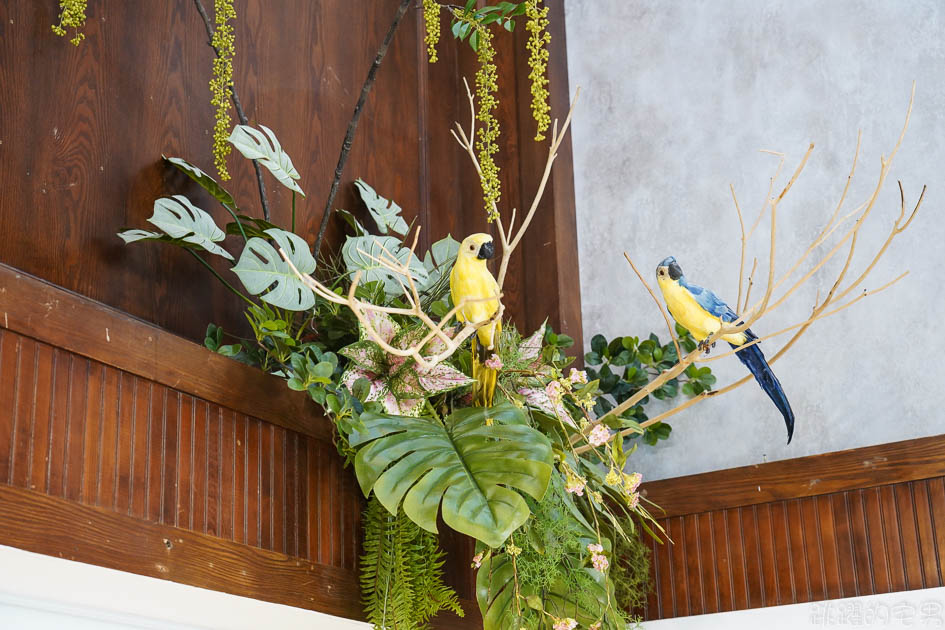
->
<box><xmin>0</xmin><ymin>545</ymin><xmax>370</xmax><ymax>629</ymax></box>
<box><xmin>643</xmin><ymin>586</ymin><xmax>945</xmax><ymax>629</ymax></box>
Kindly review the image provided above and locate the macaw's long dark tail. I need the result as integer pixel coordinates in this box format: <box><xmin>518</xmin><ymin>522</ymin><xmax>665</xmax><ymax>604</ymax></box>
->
<box><xmin>730</xmin><ymin>339</ymin><xmax>795</xmax><ymax>443</ymax></box>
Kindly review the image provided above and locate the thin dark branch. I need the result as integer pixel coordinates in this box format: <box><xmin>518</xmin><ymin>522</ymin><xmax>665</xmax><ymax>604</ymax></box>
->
<box><xmin>193</xmin><ymin>0</ymin><xmax>271</xmax><ymax>221</ymax></box>
<box><xmin>312</xmin><ymin>0</ymin><xmax>413</xmax><ymax>258</ymax></box>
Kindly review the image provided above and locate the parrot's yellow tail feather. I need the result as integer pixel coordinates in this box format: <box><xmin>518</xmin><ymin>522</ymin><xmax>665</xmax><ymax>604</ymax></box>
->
<box><xmin>471</xmin><ymin>338</ymin><xmax>497</xmax><ymax>407</ymax></box>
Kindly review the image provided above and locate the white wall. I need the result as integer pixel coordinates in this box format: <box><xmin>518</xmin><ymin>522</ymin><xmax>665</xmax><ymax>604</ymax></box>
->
<box><xmin>564</xmin><ymin>0</ymin><xmax>945</xmax><ymax>480</ymax></box>
<box><xmin>0</xmin><ymin>545</ymin><xmax>368</xmax><ymax>630</ymax></box>
<box><xmin>642</xmin><ymin>586</ymin><xmax>945</xmax><ymax>629</ymax></box>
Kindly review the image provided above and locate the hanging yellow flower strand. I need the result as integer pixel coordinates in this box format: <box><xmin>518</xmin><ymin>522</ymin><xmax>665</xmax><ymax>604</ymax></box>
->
<box><xmin>209</xmin><ymin>0</ymin><xmax>236</xmax><ymax>180</ymax></box>
<box><xmin>422</xmin><ymin>0</ymin><xmax>441</xmax><ymax>63</ymax></box>
<box><xmin>51</xmin><ymin>0</ymin><xmax>88</xmax><ymax>46</ymax></box>
<box><xmin>525</xmin><ymin>0</ymin><xmax>551</xmax><ymax>141</ymax></box>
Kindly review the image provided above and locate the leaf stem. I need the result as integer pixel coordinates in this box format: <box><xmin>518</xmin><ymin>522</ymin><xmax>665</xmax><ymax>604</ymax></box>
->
<box><xmin>224</xmin><ymin>203</ymin><xmax>249</xmax><ymax>243</ymax></box>
<box><xmin>187</xmin><ymin>249</ymin><xmax>256</xmax><ymax>307</ymax></box>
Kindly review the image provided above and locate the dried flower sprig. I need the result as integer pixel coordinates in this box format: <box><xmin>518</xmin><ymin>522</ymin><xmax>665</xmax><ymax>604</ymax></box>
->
<box><xmin>51</xmin><ymin>0</ymin><xmax>88</xmax><ymax>46</ymax></box>
<box><xmin>209</xmin><ymin>0</ymin><xmax>236</xmax><ymax>180</ymax></box>
<box><xmin>525</xmin><ymin>0</ymin><xmax>551</xmax><ymax>141</ymax></box>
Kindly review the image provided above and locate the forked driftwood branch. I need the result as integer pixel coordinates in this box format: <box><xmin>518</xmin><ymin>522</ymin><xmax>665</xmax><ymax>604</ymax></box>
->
<box><xmin>574</xmin><ymin>83</ymin><xmax>922</xmax><ymax>454</ymax></box>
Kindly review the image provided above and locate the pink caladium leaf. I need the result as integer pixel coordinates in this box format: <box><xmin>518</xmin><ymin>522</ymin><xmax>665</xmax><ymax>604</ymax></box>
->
<box><xmin>339</xmin><ymin>340</ymin><xmax>387</xmax><ymax>373</ymax></box>
<box><xmin>396</xmin><ymin>398</ymin><xmax>424</xmax><ymax>416</ymax></box>
<box><xmin>518</xmin><ymin>386</ymin><xmax>575</xmax><ymax>426</ymax></box>
<box><xmin>423</xmin><ymin>325</ymin><xmax>456</xmax><ymax>356</ymax></box>
<box><xmin>518</xmin><ymin>324</ymin><xmax>545</xmax><ymax>361</ymax></box>
<box><xmin>418</xmin><ymin>363</ymin><xmax>476</xmax><ymax>393</ymax></box>
<box><xmin>359</xmin><ymin>309</ymin><xmax>400</xmax><ymax>345</ymax></box>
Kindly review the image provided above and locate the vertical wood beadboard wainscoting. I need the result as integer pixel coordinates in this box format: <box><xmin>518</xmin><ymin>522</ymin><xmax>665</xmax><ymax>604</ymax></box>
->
<box><xmin>638</xmin><ymin>435</ymin><xmax>945</xmax><ymax>622</ymax></box>
<box><xmin>0</xmin><ymin>264</ymin><xmax>477</xmax><ymax>628</ymax></box>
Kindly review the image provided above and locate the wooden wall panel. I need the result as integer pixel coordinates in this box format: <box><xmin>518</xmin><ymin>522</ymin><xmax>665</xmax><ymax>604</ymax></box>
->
<box><xmin>0</xmin><ymin>325</ymin><xmax>360</xmax><ymax>564</ymax></box>
<box><xmin>0</xmin><ymin>0</ymin><xmax>582</xmax><ymax>346</ymax></box>
<box><xmin>640</xmin><ymin>437</ymin><xmax>945</xmax><ymax>622</ymax></box>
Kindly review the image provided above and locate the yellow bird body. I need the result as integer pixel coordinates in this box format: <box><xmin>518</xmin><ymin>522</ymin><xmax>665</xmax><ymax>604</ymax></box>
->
<box><xmin>450</xmin><ymin>233</ymin><xmax>501</xmax><ymax>406</ymax></box>
<box><xmin>656</xmin><ymin>274</ymin><xmax>748</xmax><ymax>346</ymax></box>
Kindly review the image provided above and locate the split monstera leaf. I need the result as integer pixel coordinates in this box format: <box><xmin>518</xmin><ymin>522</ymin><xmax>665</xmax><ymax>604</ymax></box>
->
<box><xmin>349</xmin><ymin>402</ymin><xmax>554</xmax><ymax>548</ymax></box>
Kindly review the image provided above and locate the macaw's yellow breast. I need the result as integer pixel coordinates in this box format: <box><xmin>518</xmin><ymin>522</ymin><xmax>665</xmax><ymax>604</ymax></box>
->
<box><xmin>450</xmin><ymin>257</ymin><xmax>501</xmax><ymax>349</ymax></box>
<box><xmin>450</xmin><ymin>259</ymin><xmax>499</xmax><ymax>321</ymax></box>
<box><xmin>659</xmin><ymin>280</ymin><xmax>748</xmax><ymax>345</ymax></box>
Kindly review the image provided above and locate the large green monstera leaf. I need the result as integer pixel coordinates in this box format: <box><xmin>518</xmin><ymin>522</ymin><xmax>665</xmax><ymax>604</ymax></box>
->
<box><xmin>348</xmin><ymin>403</ymin><xmax>553</xmax><ymax>548</ymax></box>
<box><xmin>477</xmin><ymin>552</ymin><xmax>619</xmax><ymax>630</ymax></box>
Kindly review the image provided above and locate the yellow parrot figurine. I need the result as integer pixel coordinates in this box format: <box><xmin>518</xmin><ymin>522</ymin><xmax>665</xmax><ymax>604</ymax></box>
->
<box><xmin>450</xmin><ymin>233</ymin><xmax>501</xmax><ymax>406</ymax></box>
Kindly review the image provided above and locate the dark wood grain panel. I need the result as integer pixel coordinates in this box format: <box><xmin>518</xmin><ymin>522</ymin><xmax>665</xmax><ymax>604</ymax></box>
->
<box><xmin>644</xmin><ymin>472</ymin><xmax>945</xmax><ymax>621</ymax></box>
<box><xmin>642</xmin><ymin>434</ymin><xmax>945</xmax><ymax>518</ymax></box>
<box><xmin>0</xmin><ymin>326</ymin><xmax>352</xmax><ymax>565</ymax></box>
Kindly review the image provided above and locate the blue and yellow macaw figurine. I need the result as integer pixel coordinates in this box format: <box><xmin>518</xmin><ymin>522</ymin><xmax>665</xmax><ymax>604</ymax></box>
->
<box><xmin>450</xmin><ymin>233</ymin><xmax>502</xmax><ymax>406</ymax></box>
<box><xmin>656</xmin><ymin>256</ymin><xmax>795</xmax><ymax>443</ymax></box>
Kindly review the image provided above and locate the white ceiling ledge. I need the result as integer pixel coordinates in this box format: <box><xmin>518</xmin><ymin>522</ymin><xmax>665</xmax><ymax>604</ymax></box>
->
<box><xmin>0</xmin><ymin>545</ymin><xmax>370</xmax><ymax>630</ymax></box>
<box><xmin>643</xmin><ymin>586</ymin><xmax>945</xmax><ymax>629</ymax></box>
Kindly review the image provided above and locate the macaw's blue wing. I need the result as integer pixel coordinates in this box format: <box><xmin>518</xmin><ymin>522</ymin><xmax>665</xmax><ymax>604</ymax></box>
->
<box><xmin>678</xmin><ymin>278</ymin><xmax>740</xmax><ymax>322</ymax></box>
<box><xmin>679</xmin><ymin>278</ymin><xmax>795</xmax><ymax>442</ymax></box>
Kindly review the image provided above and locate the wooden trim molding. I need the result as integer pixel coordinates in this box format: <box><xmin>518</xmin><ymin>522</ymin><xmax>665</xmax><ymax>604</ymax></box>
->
<box><xmin>0</xmin><ymin>483</ymin><xmax>362</xmax><ymax>619</ymax></box>
<box><xmin>641</xmin><ymin>433</ymin><xmax>945</xmax><ymax>518</ymax></box>
<box><xmin>0</xmin><ymin>483</ymin><xmax>480</xmax><ymax>629</ymax></box>
<box><xmin>0</xmin><ymin>263</ymin><xmax>328</xmax><ymax>441</ymax></box>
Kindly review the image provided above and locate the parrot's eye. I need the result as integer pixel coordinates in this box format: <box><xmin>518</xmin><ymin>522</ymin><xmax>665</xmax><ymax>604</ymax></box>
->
<box><xmin>658</xmin><ymin>269</ymin><xmax>665</xmax><ymax>276</ymax></box>
<box><xmin>469</xmin><ymin>244</ymin><xmax>476</xmax><ymax>251</ymax></box>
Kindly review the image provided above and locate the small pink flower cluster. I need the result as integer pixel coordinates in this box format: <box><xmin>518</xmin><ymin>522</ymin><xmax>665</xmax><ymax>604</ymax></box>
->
<box><xmin>624</xmin><ymin>471</ymin><xmax>642</xmax><ymax>492</ymax></box>
<box><xmin>471</xmin><ymin>551</ymin><xmax>484</xmax><ymax>569</ymax></box>
<box><xmin>569</xmin><ymin>368</ymin><xmax>588</xmax><ymax>385</ymax></box>
<box><xmin>553</xmin><ymin>618</ymin><xmax>578</xmax><ymax>630</ymax></box>
<box><xmin>589</xmin><ymin>622</ymin><xmax>602</xmax><ymax>630</ymax></box>
<box><xmin>484</xmin><ymin>354</ymin><xmax>503</xmax><ymax>370</ymax></box>
<box><xmin>587</xmin><ymin>424</ymin><xmax>611</xmax><ymax>447</ymax></box>
<box><xmin>587</xmin><ymin>542</ymin><xmax>609</xmax><ymax>572</ymax></box>
<box><xmin>545</xmin><ymin>379</ymin><xmax>563</xmax><ymax>404</ymax></box>
<box><xmin>564</xmin><ymin>473</ymin><xmax>585</xmax><ymax>497</ymax></box>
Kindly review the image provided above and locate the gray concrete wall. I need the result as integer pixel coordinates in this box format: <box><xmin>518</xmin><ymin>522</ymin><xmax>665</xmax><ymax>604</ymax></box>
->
<box><xmin>563</xmin><ymin>0</ymin><xmax>945</xmax><ymax>480</ymax></box>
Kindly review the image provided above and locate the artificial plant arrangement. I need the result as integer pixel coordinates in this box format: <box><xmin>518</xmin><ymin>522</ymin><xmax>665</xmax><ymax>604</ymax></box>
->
<box><xmin>109</xmin><ymin>1</ymin><xmax>923</xmax><ymax>629</ymax></box>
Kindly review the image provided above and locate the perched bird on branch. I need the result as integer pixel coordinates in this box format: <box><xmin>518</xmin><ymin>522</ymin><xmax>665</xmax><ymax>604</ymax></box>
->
<box><xmin>655</xmin><ymin>256</ymin><xmax>795</xmax><ymax>443</ymax></box>
<box><xmin>451</xmin><ymin>233</ymin><xmax>501</xmax><ymax>406</ymax></box>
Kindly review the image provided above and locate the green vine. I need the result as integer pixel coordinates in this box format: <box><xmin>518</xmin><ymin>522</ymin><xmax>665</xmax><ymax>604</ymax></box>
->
<box><xmin>209</xmin><ymin>0</ymin><xmax>236</xmax><ymax>180</ymax></box>
<box><xmin>361</xmin><ymin>497</ymin><xmax>463</xmax><ymax>629</ymax></box>
<box><xmin>51</xmin><ymin>0</ymin><xmax>88</xmax><ymax>46</ymax></box>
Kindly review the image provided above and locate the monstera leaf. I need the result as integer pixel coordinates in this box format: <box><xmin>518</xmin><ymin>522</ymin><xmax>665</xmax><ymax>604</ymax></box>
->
<box><xmin>420</xmin><ymin>234</ymin><xmax>460</xmax><ymax>292</ymax></box>
<box><xmin>477</xmin><ymin>553</ymin><xmax>618</xmax><ymax>630</ymax></box>
<box><xmin>354</xmin><ymin>179</ymin><xmax>409</xmax><ymax>236</ymax></box>
<box><xmin>231</xmin><ymin>228</ymin><xmax>315</xmax><ymax>310</ymax></box>
<box><xmin>162</xmin><ymin>156</ymin><xmax>237</xmax><ymax>209</ymax></box>
<box><xmin>228</xmin><ymin>124</ymin><xmax>304</xmax><ymax>196</ymax></box>
<box><xmin>349</xmin><ymin>403</ymin><xmax>553</xmax><ymax>548</ymax></box>
<box><xmin>121</xmin><ymin>195</ymin><xmax>233</xmax><ymax>260</ymax></box>
<box><xmin>341</xmin><ymin>234</ymin><xmax>429</xmax><ymax>296</ymax></box>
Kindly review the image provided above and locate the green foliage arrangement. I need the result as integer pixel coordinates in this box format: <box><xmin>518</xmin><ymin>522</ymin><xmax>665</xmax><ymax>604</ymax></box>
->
<box><xmin>115</xmin><ymin>3</ymin><xmax>666</xmax><ymax>629</ymax></box>
<box><xmin>584</xmin><ymin>326</ymin><xmax>716</xmax><ymax>446</ymax></box>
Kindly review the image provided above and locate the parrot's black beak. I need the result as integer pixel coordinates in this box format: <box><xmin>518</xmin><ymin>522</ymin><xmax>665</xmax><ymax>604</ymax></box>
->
<box><xmin>668</xmin><ymin>261</ymin><xmax>683</xmax><ymax>280</ymax></box>
<box><xmin>477</xmin><ymin>241</ymin><xmax>495</xmax><ymax>260</ymax></box>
